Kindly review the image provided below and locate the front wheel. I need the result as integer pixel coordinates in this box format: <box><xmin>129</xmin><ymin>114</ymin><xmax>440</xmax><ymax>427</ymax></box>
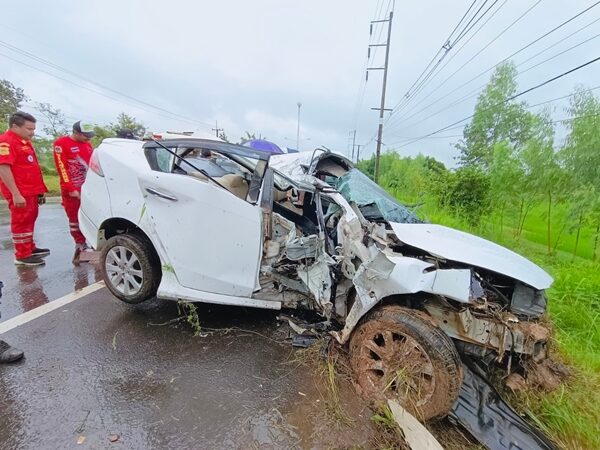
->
<box><xmin>101</xmin><ymin>233</ymin><xmax>161</xmax><ymax>304</ymax></box>
<box><xmin>349</xmin><ymin>305</ymin><xmax>463</xmax><ymax>420</ymax></box>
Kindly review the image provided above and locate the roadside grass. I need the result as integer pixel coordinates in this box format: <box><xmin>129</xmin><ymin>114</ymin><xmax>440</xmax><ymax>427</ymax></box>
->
<box><xmin>370</xmin><ymin>404</ymin><xmax>410</xmax><ymax>450</ymax></box>
<box><xmin>293</xmin><ymin>340</ymin><xmax>355</xmax><ymax>427</ymax></box>
<box><xmin>44</xmin><ymin>174</ymin><xmax>60</xmax><ymax>196</ymax></box>
<box><xmin>408</xmin><ymin>201</ymin><xmax>600</xmax><ymax>449</ymax></box>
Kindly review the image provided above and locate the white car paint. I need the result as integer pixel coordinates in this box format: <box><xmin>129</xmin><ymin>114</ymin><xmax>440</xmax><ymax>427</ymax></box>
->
<box><xmin>138</xmin><ymin>171</ymin><xmax>263</xmax><ymax>296</ymax></box>
<box><xmin>81</xmin><ymin>139</ymin><xmax>551</xmax><ymax>357</ymax></box>
<box><xmin>389</xmin><ymin>223</ymin><xmax>553</xmax><ymax>290</ymax></box>
<box><xmin>158</xmin><ymin>270</ymin><xmax>281</xmax><ymax>310</ymax></box>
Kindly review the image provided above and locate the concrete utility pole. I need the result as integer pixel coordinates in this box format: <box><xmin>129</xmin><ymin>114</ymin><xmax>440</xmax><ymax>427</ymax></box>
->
<box><xmin>355</xmin><ymin>144</ymin><xmax>362</xmax><ymax>163</ymax></box>
<box><xmin>368</xmin><ymin>11</ymin><xmax>394</xmax><ymax>183</ymax></box>
<box><xmin>212</xmin><ymin>120</ymin><xmax>223</xmax><ymax>138</ymax></box>
<box><xmin>351</xmin><ymin>130</ymin><xmax>356</xmax><ymax>161</ymax></box>
<box><xmin>296</xmin><ymin>102</ymin><xmax>302</xmax><ymax>151</ymax></box>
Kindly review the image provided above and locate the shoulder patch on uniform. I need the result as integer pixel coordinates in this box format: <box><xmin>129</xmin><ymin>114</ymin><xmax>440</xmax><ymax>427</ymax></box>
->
<box><xmin>0</xmin><ymin>142</ymin><xmax>10</xmax><ymax>156</ymax></box>
<box><xmin>54</xmin><ymin>145</ymin><xmax>62</xmax><ymax>153</ymax></box>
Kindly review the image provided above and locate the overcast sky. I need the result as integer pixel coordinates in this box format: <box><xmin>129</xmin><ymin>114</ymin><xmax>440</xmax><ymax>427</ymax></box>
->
<box><xmin>2</xmin><ymin>0</ymin><xmax>599</xmax><ymax>166</ymax></box>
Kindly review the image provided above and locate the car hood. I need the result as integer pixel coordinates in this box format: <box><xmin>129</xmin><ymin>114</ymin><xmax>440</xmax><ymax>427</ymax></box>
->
<box><xmin>388</xmin><ymin>223</ymin><xmax>553</xmax><ymax>290</ymax></box>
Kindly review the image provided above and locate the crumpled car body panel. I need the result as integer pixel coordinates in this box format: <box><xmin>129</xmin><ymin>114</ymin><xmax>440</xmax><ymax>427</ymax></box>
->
<box><xmin>388</xmin><ymin>223</ymin><xmax>553</xmax><ymax>290</ymax></box>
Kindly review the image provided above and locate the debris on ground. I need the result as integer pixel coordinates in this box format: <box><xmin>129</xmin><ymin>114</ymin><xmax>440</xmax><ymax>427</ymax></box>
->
<box><xmin>450</xmin><ymin>361</ymin><xmax>558</xmax><ymax>450</ymax></box>
<box><xmin>387</xmin><ymin>399</ymin><xmax>444</xmax><ymax>450</ymax></box>
<box><xmin>523</xmin><ymin>358</ymin><xmax>570</xmax><ymax>392</ymax></box>
<box><xmin>277</xmin><ymin>314</ymin><xmax>329</xmax><ymax>348</ymax></box>
<box><xmin>78</xmin><ymin>250</ymin><xmax>100</xmax><ymax>263</ymax></box>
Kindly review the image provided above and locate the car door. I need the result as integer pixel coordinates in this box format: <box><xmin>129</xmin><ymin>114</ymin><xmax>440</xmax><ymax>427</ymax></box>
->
<box><xmin>138</xmin><ymin>171</ymin><xmax>262</xmax><ymax>297</ymax></box>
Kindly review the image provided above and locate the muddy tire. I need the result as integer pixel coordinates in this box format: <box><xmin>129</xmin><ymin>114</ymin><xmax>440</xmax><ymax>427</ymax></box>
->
<box><xmin>349</xmin><ymin>305</ymin><xmax>462</xmax><ymax>420</ymax></box>
<box><xmin>101</xmin><ymin>233</ymin><xmax>161</xmax><ymax>304</ymax></box>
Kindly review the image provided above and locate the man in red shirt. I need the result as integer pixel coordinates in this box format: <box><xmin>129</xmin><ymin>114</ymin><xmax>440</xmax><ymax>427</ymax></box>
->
<box><xmin>0</xmin><ymin>112</ymin><xmax>49</xmax><ymax>266</ymax></box>
<box><xmin>53</xmin><ymin>121</ymin><xmax>95</xmax><ymax>264</ymax></box>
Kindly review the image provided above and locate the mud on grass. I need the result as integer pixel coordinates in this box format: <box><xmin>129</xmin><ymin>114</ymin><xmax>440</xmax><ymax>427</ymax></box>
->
<box><xmin>293</xmin><ymin>339</ymin><xmax>479</xmax><ymax>450</ymax></box>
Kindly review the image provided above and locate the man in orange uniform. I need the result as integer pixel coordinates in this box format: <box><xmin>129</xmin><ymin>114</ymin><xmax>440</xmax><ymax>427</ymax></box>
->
<box><xmin>0</xmin><ymin>112</ymin><xmax>49</xmax><ymax>266</ymax></box>
<box><xmin>53</xmin><ymin>121</ymin><xmax>95</xmax><ymax>264</ymax></box>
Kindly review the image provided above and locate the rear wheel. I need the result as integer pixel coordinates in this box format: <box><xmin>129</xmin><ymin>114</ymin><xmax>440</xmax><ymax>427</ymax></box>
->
<box><xmin>101</xmin><ymin>233</ymin><xmax>161</xmax><ymax>304</ymax></box>
<box><xmin>349</xmin><ymin>305</ymin><xmax>462</xmax><ymax>420</ymax></box>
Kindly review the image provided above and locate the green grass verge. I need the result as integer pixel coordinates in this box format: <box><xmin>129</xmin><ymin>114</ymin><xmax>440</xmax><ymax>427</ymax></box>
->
<box><xmin>415</xmin><ymin>205</ymin><xmax>600</xmax><ymax>449</ymax></box>
<box><xmin>44</xmin><ymin>174</ymin><xmax>60</xmax><ymax>196</ymax></box>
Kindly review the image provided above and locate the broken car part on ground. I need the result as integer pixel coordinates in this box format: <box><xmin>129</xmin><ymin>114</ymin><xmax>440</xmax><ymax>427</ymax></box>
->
<box><xmin>79</xmin><ymin>138</ymin><xmax>557</xmax><ymax>424</ymax></box>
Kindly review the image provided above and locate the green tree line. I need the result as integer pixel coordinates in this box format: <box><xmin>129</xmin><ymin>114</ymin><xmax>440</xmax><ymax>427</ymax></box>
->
<box><xmin>359</xmin><ymin>61</ymin><xmax>600</xmax><ymax>260</ymax></box>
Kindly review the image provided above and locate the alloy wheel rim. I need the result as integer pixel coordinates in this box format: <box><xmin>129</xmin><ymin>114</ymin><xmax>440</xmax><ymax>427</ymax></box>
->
<box><xmin>105</xmin><ymin>245</ymin><xmax>144</xmax><ymax>296</ymax></box>
<box><xmin>356</xmin><ymin>325</ymin><xmax>436</xmax><ymax>408</ymax></box>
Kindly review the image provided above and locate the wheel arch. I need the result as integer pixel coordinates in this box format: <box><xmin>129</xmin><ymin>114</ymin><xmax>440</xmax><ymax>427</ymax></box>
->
<box><xmin>98</xmin><ymin>218</ymin><xmax>154</xmax><ymax>252</ymax></box>
<box><xmin>335</xmin><ymin>291</ymin><xmax>439</xmax><ymax>344</ymax></box>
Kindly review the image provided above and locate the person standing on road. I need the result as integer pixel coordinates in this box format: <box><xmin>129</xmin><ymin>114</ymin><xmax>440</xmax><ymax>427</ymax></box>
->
<box><xmin>0</xmin><ymin>112</ymin><xmax>49</xmax><ymax>267</ymax></box>
<box><xmin>0</xmin><ymin>281</ymin><xmax>24</xmax><ymax>363</ymax></box>
<box><xmin>53</xmin><ymin>121</ymin><xmax>95</xmax><ymax>264</ymax></box>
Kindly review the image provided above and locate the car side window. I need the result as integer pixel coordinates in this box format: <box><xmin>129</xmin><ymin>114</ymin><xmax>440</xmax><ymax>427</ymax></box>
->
<box><xmin>144</xmin><ymin>147</ymin><xmax>173</xmax><ymax>173</ymax></box>
<box><xmin>155</xmin><ymin>149</ymin><xmax>172</xmax><ymax>172</ymax></box>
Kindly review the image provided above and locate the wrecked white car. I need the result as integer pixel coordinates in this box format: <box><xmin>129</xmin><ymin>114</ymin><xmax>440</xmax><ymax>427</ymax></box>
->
<box><xmin>80</xmin><ymin>138</ymin><xmax>553</xmax><ymax>420</ymax></box>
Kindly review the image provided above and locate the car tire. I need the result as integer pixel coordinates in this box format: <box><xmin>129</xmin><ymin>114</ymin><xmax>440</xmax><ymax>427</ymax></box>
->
<box><xmin>349</xmin><ymin>305</ymin><xmax>463</xmax><ymax>420</ymax></box>
<box><xmin>101</xmin><ymin>233</ymin><xmax>161</xmax><ymax>304</ymax></box>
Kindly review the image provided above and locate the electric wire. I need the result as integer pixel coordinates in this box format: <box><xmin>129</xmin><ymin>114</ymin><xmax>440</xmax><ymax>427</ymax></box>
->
<box><xmin>387</xmin><ymin>0</ymin><xmax>542</xmax><ymax>127</ymax></box>
<box><xmin>0</xmin><ymin>40</ymin><xmax>212</xmax><ymax>128</ymax></box>
<box><xmin>388</xmin><ymin>55</ymin><xmax>600</xmax><ymax>148</ymax></box>
<box><xmin>387</xmin><ymin>28</ymin><xmax>600</xmax><ymax>136</ymax></box>
<box><xmin>386</xmin><ymin>1</ymin><xmax>600</xmax><ymax>132</ymax></box>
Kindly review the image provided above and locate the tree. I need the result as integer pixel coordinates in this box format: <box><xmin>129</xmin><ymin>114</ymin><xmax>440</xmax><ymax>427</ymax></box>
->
<box><xmin>91</xmin><ymin>125</ymin><xmax>114</xmax><ymax>148</ymax></box>
<box><xmin>562</xmin><ymin>86</ymin><xmax>600</xmax><ymax>259</ymax></box>
<box><xmin>488</xmin><ymin>140</ymin><xmax>523</xmax><ymax>233</ymax></box>
<box><xmin>519</xmin><ymin>112</ymin><xmax>563</xmax><ymax>254</ymax></box>
<box><xmin>111</xmin><ymin>113</ymin><xmax>146</xmax><ymax>139</ymax></box>
<box><xmin>457</xmin><ymin>62</ymin><xmax>534</xmax><ymax>171</ymax></box>
<box><xmin>0</xmin><ymin>79</ymin><xmax>26</xmax><ymax>120</ymax></box>
<box><xmin>35</xmin><ymin>102</ymin><xmax>68</xmax><ymax>138</ymax></box>
<box><xmin>440</xmin><ymin>167</ymin><xmax>490</xmax><ymax>226</ymax></box>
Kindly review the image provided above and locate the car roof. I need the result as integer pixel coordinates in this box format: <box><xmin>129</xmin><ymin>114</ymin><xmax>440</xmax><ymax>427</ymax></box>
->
<box><xmin>142</xmin><ymin>138</ymin><xmax>272</xmax><ymax>161</ymax></box>
<box><xmin>269</xmin><ymin>150</ymin><xmax>353</xmax><ymax>179</ymax></box>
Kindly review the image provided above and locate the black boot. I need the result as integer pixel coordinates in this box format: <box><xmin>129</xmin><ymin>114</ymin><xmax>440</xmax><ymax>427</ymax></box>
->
<box><xmin>0</xmin><ymin>340</ymin><xmax>24</xmax><ymax>363</ymax></box>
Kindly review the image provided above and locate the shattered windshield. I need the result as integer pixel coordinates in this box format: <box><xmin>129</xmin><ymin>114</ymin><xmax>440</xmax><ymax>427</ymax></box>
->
<box><xmin>334</xmin><ymin>169</ymin><xmax>422</xmax><ymax>224</ymax></box>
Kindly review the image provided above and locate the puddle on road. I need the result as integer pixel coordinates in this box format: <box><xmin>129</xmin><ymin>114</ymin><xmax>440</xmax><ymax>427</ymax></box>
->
<box><xmin>0</xmin><ymin>296</ymin><xmax>391</xmax><ymax>449</ymax></box>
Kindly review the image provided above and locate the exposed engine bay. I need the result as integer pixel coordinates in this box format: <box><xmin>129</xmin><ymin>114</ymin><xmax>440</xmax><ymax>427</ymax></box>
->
<box><xmin>259</xmin><ymin>151</ymin><xmax>552</xmax><ymax>367</ymax></box>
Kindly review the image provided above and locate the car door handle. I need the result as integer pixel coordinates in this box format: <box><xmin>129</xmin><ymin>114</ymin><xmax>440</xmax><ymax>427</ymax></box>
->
<box><xmin>145</xmin><ymin>187</ymin><xmax>178</xmax><ymax>202</ymax></box>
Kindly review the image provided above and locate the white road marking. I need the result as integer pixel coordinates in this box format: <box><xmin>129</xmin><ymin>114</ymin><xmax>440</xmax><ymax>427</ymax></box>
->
<box><xmin>0</xmin><ymin>282</ymin><xmax>105</xmax><ymax>334</ymax></box>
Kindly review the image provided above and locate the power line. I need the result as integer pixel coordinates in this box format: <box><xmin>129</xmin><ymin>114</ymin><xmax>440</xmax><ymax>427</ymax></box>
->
<box><xmin>388</xmin><ymin>1</ymin><xmax>600</xmax><ymax>130</ymax></box>
<box><xmin>0</xmin><ymin>39</ymin><xmax>212</xmax><ymax>128</ymax></box>
<box><xmin>389</xmin><ymin>0</ymin><xmax>501</xmax><ymax>115</ymax></box>
<box><xmin>529</xmin><ymin>84</ymin><xmax>600</xmax><ymax>108</ymax></box>
<box><xmin>360</xmin><ymin>0</ymin><xmax>500</xmax><ymax>150</ymax></box>
<box><xmin>382</xmin><ymin>108</ymin><xmax>600</xmax><ymax>147</ymax></box>
<box><xmin>389</xmin><ymin>28</ymin><xmax>600</xmax><ymax>135</ymax></box>
<box><xmin>388</xmin><ymin>0</ymin><xmax>482</xmax><ymax>113</ymax></box>
<box><xmin>387</xmin><ymin>0</ymin><xmax>541</xmax><ymax>128</ymax></box>
<box><xmin>452</xmin><ymin>0</ymin><xmax>499</xmax><ymax>46</ymax></box>
<box><xmin>389</xmin><ymin>55</ymin><xmax>600</xmax><ymax>148</ymax></box>
<box><xmin>446</xmin><ymin>0</ymin><xmax>482</xmax><ymax>44</ymax></box>
<box><xmin>350</xmin><ymin>0</ymin><xmax>389</xmax><ymax>132</ymax></box>
<box><xmin>369</xmin><ymin>6</ymin><xmax>395</xmax><ymax>182</ymax></box>
<box><xmin>391</xmin><ymin>0</ymin><xmax>509</xmax><ymax>118</ymax></box>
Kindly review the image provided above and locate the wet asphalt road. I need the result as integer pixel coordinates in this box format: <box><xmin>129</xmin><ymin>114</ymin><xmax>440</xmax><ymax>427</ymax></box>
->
<box><xmin>0</xmin><ymin>203</ymin><xmax>101</xmax><ymax>322</ymax></box>
<box><xmin>0</xmin><ymin>204</ymin><xmax>375</xmax><ymax>449</ymax></box>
